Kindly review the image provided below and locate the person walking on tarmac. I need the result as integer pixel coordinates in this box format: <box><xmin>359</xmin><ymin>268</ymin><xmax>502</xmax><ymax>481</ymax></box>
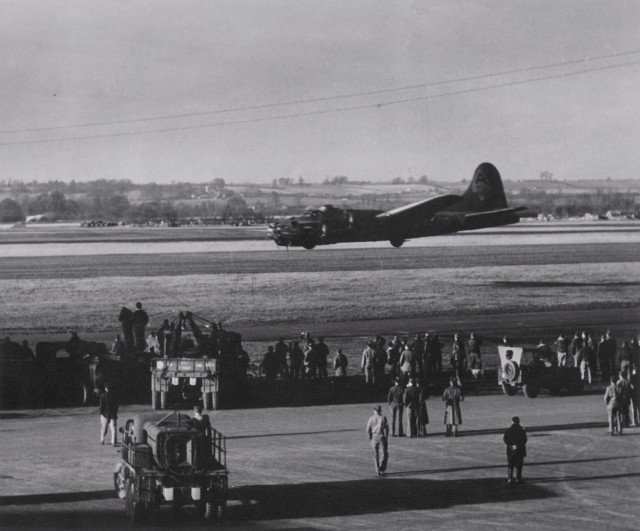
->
<box><xmin>366</xmin><ymin>405</ymin><xmax>389</xmax><ymax>476</ymax></box>
<box><xmin>132</xmin><ymin>302</ymin><xmax>149</xmax><ymax>352</ymax></box>
<box><xmin>503</xmin><ymin>416</ymin><xmax>528</xmax><ymax>484</ymax></box>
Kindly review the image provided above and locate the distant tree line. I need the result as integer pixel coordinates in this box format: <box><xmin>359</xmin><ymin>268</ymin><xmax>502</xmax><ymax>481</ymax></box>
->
<box><xmin>0</xmin><ymin>178</ymin><xmax>638</xmax><ymax>223</ymax></box>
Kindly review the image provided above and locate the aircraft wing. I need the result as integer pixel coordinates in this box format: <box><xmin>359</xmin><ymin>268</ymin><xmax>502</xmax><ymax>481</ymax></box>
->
<box><xmin>375</xmin><ymin>194</ymin><xmax>463</xmax><ymax>221</ymax></box>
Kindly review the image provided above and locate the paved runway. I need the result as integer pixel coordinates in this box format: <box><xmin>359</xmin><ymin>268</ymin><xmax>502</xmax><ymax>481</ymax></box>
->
<box><xmin>1</xmin><ymin>393</ymin><xmax>638</xmax><ymax>529</ymax></box>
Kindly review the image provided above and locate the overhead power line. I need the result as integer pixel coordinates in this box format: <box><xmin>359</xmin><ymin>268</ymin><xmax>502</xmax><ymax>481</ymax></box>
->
<box><xmin>0</xmin><ymin>57</ymin><xmax>638</xmax><ymax>147</ymax></box>
<box><xmin>1</xmin><ymin>48</ymin><xmax>639</xmax><ymax>136</ymax></box>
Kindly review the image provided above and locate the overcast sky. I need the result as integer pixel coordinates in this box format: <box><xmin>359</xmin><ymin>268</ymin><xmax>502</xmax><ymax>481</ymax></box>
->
<box><xmin>1</xmin><ymin>0</ymin><xmax>639</xmax><ymax>184</ymax></box>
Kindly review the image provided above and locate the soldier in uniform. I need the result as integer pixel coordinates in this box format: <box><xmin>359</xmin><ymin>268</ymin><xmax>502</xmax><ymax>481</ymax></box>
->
<box><xmin>274</xmin><ymin>338</ymin><xmax>290</xmax><ymax>378</ymax></box>
<box><xmin>404</xmin><ymin>378</ymin><xmax>421</xmax><ymax>438</ymax></box>
<box><xmin>503</xmin><ymin>416</ymin><xmax>528</xmax><ymax>484</ymax></box>
<box><xmin>316</xmin><ymin>337</ymin><xmax>329</xmax><ymax>378</ymax></box>
<box><xmin>132</xmin><ymin>302</ymin><xmax>149</xmax><ymax>352</ymax></box>
<box><xmin>361</xmin><ymin>340</ymin><xmax>378</xmax><ymax>386</ymax></box>
<box><xmin>99</xmin><ymin>383</ymin><xmax>120</xmax><ymax>446</ymax></box>
<box><xmin>366</xmin><ymin>405</ymin><xmax>389</xmax><ymax>476</ymax></box>
<box><xmin>189</xmin><ymin>405</ymin><xmax>211</xmax><ymax>435</ymax></box>
<box><xmin>386</xmin><ymin>337</ymin><xmax>401</xmax><ymax>381</ymax></box>
<box><xmin>333</xmin><ymin>348</ymin><xmax>348</xmax><ymax>377</ymax></box>
<box><xmin>387</xmin><ymin>377</ymin><xmax>405</xmax><ymax>437</ymax></box>
<box><xmin>442</xmin><ymin>377</ymin><xmax>464</xmax><ymax>437</ymax></box>
<box><xmin>604</xmin><ymin>375</ymin><xmax>622</xmax><ymax>435</ymax></box>
<box><xmin>288</xmin><ymin>341</ymin><xmax>304</xmax><ymax>379</ymax></box>
<box><xmin>118</xmin><ymin>306</ymin><xmax>135</xmax><ymax>352</ymax></box>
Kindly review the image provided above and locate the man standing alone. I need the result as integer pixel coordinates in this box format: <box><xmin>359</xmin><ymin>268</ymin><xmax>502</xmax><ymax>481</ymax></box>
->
<box><xmin>99</xmin><ymin>383</ymin><xmax>120</xmax><ymax>446</ymax></box>
<box><xmin>366</xmin><ymin>405</ymin><xmax>389</xmax><ymax>476</ymax></box>
<box><xmin>503</xmin><ymin>416</ymin><xmax>527</xmax><ymax>484</ymax></box>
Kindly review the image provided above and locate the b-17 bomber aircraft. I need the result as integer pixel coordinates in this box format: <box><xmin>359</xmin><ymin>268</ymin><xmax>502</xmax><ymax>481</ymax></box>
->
<box><xmin>268</xmin><ymin>162</ymin><xmax>527</xmax><ymax>249</ymax></box>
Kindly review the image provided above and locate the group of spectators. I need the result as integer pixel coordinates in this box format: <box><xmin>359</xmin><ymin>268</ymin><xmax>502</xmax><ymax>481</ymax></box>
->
<box><xmin>532</xmin><ymin>329</ymin><xmax>640</xmax><ymax>384</ymax></box>
<box><xmin>361</xmin><ymin>331</ymin><xmax>483</xmax><ymax>387</ymax></box>
<box><xmin>261</xmin><ymin>334</ymin><xmax>337</xmax><ymax>380</ymax></box>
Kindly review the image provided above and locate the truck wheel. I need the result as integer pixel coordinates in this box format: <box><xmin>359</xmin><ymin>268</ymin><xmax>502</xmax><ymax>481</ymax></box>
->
<box><xmin>203</xmin><ymin>391</ymin><xmax>213</xmax><ymax>411</ymax></box>
<box><xmin>76</xmin><ymin>382</ymin><xmax>90</xmax><ymax>406</ymax></box>
<box><xmin>546</xmin><ymin>383</ymin><xmax>562</xmax><ymax>395</ymax></box>
<box><xmin>217</xmin><ymin>501</ymin><xmax>226</xmax><ymax>524</ymax></box>
<box><xmin>503</xmin><ymin>361</ymin><xmax>520</xmax><ymax>381</ymax></box>
<box><xmin>501</xmin><ymin>382</ymin><xmax>518</xmax><ymax>396</ymax></box>
<box><xmin>160</xmin><ymin>391</ymin><xmax>168</xmax><ymax>410</ymax></box>
<box><xmin>151</xmin><ymin>391</ymin><xmax>160</xmax><ymax>410</ymax></box>
<box><xmin>125</xmin><ymin>478</ymin><xmax>144</xmax><ymax>524</ymax></box>
<box><xmin>523</xmin><ymin>381</ymin><xmax>540</xmax><ymax>398</ymax></box>
<box><xmin>567</xmin><ymin>378</ymin><xmax>584</xmax><ymax>394</ymax></box>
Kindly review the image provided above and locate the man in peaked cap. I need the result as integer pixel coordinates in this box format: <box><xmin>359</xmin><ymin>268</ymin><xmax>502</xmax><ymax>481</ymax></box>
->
<box><xmin>366</xmin><ymin>405</ymin><xmax>389</xmax><ymax>476</ymax></box>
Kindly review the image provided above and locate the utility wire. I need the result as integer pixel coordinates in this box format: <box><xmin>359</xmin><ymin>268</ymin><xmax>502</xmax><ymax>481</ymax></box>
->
<box><xmin>1</xmin><ymin>48</ymin><xmax>639</xmax><ymax>136</ymax></box>
<box><xmin>0</xmin><ymin>58</ymin><xmax>638</xmax><ymax>147</ymax></box>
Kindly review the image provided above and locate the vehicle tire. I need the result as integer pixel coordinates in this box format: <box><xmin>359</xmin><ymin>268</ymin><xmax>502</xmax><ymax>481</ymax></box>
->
<box><xmin>503</xmin><ymin>361</ymin><xmax>520</xmax><ymax>381</ymax></box>
<box><xmin>125</xmin><ymin>478</ymin><xmax>144</xmax><ymax>524</ymax></box>
<box><xmin>546</xmin><ymin>383</ymin><xmax>562</xmax><ymax>395</ymax></box>
<box><xmin>567</xmin><ymin>378</ymin><xmax>585</xmax><ymax>394</ymax></box>
<box><xmin>160</xmin><ymin>391</ymin><xmax>168</xmax><ymax>410</ymax></box>
<box><xmin>523</xmin><ymin>380</ymin><xmax>541</xmax><ymax>398</ymax></box>
<box><xmin>151</xmin><ymin>391</ymin><xmax>160</xmax><ymax>410</ymax></box>
<box><xmin>501</xmin><ymin>382</ymin><xmax>518</xmax><ymax>396</ymax></box>
<box><xmin>390</xmin><ymin>237</ymin><xmax>404</xmax><ymax>248</ymax></box>
<box><xmin>204</xmin><ymin>391</ymin><xmax>213</xmax><ymax>411</ymax></box>
<box><xmin>302</xmin><ymin>241</ymin><xmax>316</xmax><ymax>250</ymax></box>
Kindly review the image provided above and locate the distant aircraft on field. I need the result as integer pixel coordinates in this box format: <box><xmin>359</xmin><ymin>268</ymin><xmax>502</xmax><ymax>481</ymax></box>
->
<box><xmin>267</xmin><ymin>162</ymin><xmax>527</xmax><ymax>249</ymax></box>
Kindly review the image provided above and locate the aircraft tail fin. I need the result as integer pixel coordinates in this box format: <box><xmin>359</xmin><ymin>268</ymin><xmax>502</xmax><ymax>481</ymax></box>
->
<box><xmin>454</xmin><ymin>162</ymin><xmax>509</xmax><ymax>212</ymax></box>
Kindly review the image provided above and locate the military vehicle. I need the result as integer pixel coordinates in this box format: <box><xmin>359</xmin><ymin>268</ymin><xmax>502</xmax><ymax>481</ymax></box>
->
<box><xmin>114</xmin><ymin>411</ymin><xmax>228</xmax><ymax>524</ymax></box>
<box><xmin>0</xmin><ymin>340</ymin><xmax>39</xmax><ymax>408</ymax></box>
<box><xmin>151</xmin><ymin>312</ymin><xmax>244</xmax><ymax>410</ymax></box>
<box><xmin>498</xmin><ymin>346</ymin><xmax>585</xmax><ymax>398</ymax></box>
<box><xmin>35</xmin><ymin>338</ymin><xmax>109</xmax><ymax>405</ymax></box>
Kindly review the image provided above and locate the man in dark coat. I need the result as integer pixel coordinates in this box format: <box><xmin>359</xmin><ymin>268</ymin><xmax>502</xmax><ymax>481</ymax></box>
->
<box><xmin>99</xmin><ymin>383</ymin><xmax>120</xmax><ymax>446</ymax></box>
<box><xmin>442</xmin><ymin>377</ymin><xmax>464</xmax><ymax>437</ymax></box>
<box><xmin>404</xmin><ymin>378</ymin><xmax>421</xmax><ymax>438</ymax></box>
<box><xmin>131</xmin><ymin>302</ymin><xmax>149</xmax><ymax>352</ymax></box>
<box><xmin>503</xmin><ymin>416</ymin><xmax>527</xmax><ymax>484</ymax></box>
<box><xmin>118</xmin><ymin>306</ymin><xmax>135</xmax><ymax>352</ymax></box>
<box><xmin>316</xmin><ymin>337</ymin><xmax>330</xmax><ymax>378</ymax></box>
<box><xmin>387</xmin><ymin>377</ymin><xmax>405</xmax><ymax>437</ymax></box>
<box><xmin>189</xmin><ymin>405</ymin><xmax>211</xmax><ymax>435</ymax></box>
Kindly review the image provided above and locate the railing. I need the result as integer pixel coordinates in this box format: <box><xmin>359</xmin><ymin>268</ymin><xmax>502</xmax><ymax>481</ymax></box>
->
<box><xmin>210</xmin><ymin>426</ymin><xmax>226</xmax><ymax>469</ymax></box>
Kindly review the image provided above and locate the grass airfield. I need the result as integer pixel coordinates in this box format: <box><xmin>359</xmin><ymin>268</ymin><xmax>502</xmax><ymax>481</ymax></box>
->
<box><xmin>0</xmin><ymin>394</ymin><xmax>639</xmax><ymax>529</ymax></box>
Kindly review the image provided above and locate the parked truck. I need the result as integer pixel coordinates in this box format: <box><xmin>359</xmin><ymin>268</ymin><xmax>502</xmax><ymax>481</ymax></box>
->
<box><xmin>150</xmin><ymin>312</ymin><xmax>245</xmax><ymax>410</ymax></box>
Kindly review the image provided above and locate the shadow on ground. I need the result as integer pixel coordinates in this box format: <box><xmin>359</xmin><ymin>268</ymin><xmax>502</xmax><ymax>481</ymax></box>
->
<box><xmin>230</xmin><ymin>477</ymin><xmax>554</xmax><ymax>521</ymax></box>
<box><xmin>0</xmin><ymin>478</ymin><xmax>554</xmax><ymax>528</ymax></box>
